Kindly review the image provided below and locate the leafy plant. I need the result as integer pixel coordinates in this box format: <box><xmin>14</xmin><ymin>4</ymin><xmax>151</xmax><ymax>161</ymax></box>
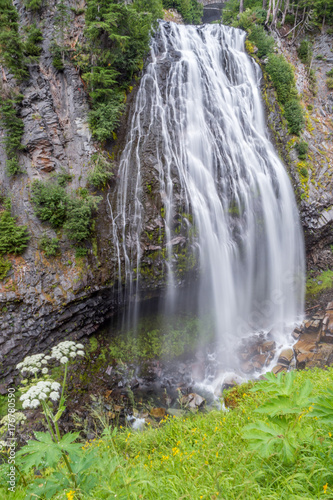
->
<box><xmin>25</xmin><ymin>0</ymin><xmax>43</xmax><ymax>11</ymax></box>
<box><xmin>163</xmin><ymin>0</ymin><xmax>203</xmax><ymax>24</ymax></box>
<box><xmin>15</xmin><ymin>342</ymin><xmax>98</xmax><ymax>497</ymax></box>
<box><xmin>24</xmin><ymin>24</ymin><xmax>43</xmax><ymax>59</ymax></box>
<box><xmin>248</xmin><ymin>24</ymin><xmax>274</xmax><ymax>58</ymax></box>
<box><xmin>64</xmin><ymin>194</ymin><xmax>101</xmax><ymax>243</ymax></box>
<box><xmin>308</xmin><ymin>388</ymin><xmax>333</xmax><ymax>423</ymax></box>
<box><xmin>297</xmin><ymin>39</ymin><xmax>313</xmax><ymax>65</ymax></box>
<box><xmin>31</xmin><ymin>180</ymin><xmax>68</xmax><ymax>228</ymax></box>
<box><xmin>0</xmin><ymin>256</ymin><xmax>11</xmax><ymax>279</ymax></box>
<box><xmin>326</xmin><ymin>77</ymin><xmax>333</xmax><ymax>90</ymax></box>
<box><xmin>284</xmin><ymin>99</ymin><xmax>305</xmax><ymax>136</ymax></box>
<box><xmin>55</xmin><ymin>167</ymin><xmax>73</xmax><ymax>187</ymax></box>
<box><xmin>295</xmin><ymin>140</ymin><xmax>309</xmax><ymax>160</ymax></box>
<box><xmin>75</xmin><ymin>247</ymin><xmax>88</xmax><ymax>258</ymax></box>
<box><xmin>242</xmin><ymin>371</ymin><xmax>314</xmax><ymax>463</ymax></box>
<box><xmin>75</xmin><ymin>0</ymin><xmax>164</xmax><ymax>141</ymax></box>
<box><xmin>39</xmin><ymin>235</ymin><xmax>60</xmax><ymax>257</ymax></box>
<box><xmin>327</xmin><ymin>68</ymin><xmax>333</xmax><ymax>78</ymax></box>
<box><xmin>266</xmin><ymin>54</ymin><xmax>298</xmax><ymax>105</ymax></box>
<box><xmin>0</xmin><ymin>0</ymin><xmax>27</xmax><ymax>80</ymax></box>
<box><xmin>0</xmin><ymin>200</ymin><xmax>29</xmax><ymax>255</ymax></box>
<box><xmin>88</xmin><ymin>152</ymin><xmax>114</xmax><ymax>189</ymax></box>
<box><xmin>0</xmin><ymin>93</ymin><xmax>25</xmax><ymax>175</ymax></box>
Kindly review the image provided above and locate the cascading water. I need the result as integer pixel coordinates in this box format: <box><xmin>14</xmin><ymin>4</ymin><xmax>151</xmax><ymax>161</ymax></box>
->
<box><xmin>109</xmin><ymin>21</ymin><xmax>305</xmax><ymax>373</ymax></box>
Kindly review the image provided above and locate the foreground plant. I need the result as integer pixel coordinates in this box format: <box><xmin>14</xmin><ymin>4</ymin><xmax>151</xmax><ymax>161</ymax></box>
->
<box><xmin>242</xmin><ymin>370</ymin><xmax>332</xmax><ymax>464</ymax></box>
<box><xmin>16</xmin><ymin>341</ymin><xmax>98</xmax><ymax>498</ymax></box>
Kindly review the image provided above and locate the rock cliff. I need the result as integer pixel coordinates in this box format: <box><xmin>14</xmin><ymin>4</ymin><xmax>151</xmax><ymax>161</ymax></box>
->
<box><xmin>0</xmin><ymin>3</ymin><xmax>332</xmax><ymax>382</ymax></box>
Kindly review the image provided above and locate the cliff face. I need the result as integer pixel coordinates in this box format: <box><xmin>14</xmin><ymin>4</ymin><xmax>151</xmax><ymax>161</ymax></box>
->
<box><xmin>0</xmin><ymin>3</ymin><xmax>332</xmax><ymax>382</ymax></box>
<box><xmin>0</xmin><ymin>1</ymin><xmax>195</xmax><ymax>382</ymax></box>
<box><xmin>264</xmin><ymin>31</ymin><xmax>333</xmax><ymax>270</ymax></box>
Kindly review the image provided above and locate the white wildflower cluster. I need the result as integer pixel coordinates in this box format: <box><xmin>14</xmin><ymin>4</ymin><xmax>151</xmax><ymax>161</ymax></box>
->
<box><xmin>0</xmin><ymin>412</ymin><xmax>26</xmax><ymax>427</ymax></box>
<box><xmin>20</xmin><ymin>381</ymin><xmax>61</xmax><ymax>410</ymax></box>
<box><xmin>16</xmin><ymin>353</ymin><xmax>51</xmax><ymax>376</ymax></box>
<box><xmin>51</xmin><ymin>341</ymin><xmax>85</xmax><ymax>364</ymax></box>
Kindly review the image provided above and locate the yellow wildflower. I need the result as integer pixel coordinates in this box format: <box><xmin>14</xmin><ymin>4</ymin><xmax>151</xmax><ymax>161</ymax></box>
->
<box><xmin>66</xmin><ymin>491</ymin><xmax>75</xmax><ymax>500</ymax></box>
<box><xmin>323</xmin><ymin>483</ymin><xmax>328</xmax><ymax>493</ymax></box>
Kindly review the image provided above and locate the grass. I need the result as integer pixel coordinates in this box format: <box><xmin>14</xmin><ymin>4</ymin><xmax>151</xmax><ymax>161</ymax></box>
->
<box><xmin>306</xmin><ymin>269</ymin><xmax>333</xmax><ymax>298</ymax></box>
<box><xmin>2</xmin><ymin>367</ymin><xmax>333</xmax><ymax>498</ymax></box>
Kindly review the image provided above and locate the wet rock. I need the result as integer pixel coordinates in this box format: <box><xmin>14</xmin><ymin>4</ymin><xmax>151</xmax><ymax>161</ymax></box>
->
<box><xmin>240</xmin><ymin>362</ymin><xmax>255</xmax><ymax>374</ymax></box>
<box><xmin>278</xmin><ymin>348</ymin><xmax>294</xmax><ymax>366</ymax></box>
<box><xmin>261</xmin><ymin>341</ymin><xmax>276</xmax><ymax>353</ymax></box>
<box><xmin>180</xmin><ymin>393</ymin><xmax>205</xmax><ymax>409</ymax></box>
<box><xmin>150</xmin><ymin>407</ymin><xmax>166</xmax><ymax>418</ymax></box>
<box><xmin>252</xmin><ymin>354</ymin><xmax>268</xmax><ymax>370</ymax></box>
<box><xmin>221</xmin><ymin>374</ymin><xmax>243</xmax><ymax>392</ymax></box>
<box><xmin>272</xmin><ymin>364</ymin><xmax>287</xmax><ymax>374</ymax></box>
<box><xmin>304</xmin><ymin>319</ymin><xmax>321</xmax><ymax>333</ymax></box>
<box><xmin>292</xmin><ymin>327</ymin><xmax>302</xmax><ymax>340</ymax></box>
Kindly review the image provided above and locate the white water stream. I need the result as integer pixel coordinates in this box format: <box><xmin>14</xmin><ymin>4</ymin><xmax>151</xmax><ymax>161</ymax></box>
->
<box><xmin>109</xmin><ymin>21</ymin><xmax>305</xmax><ymax>373</ymax></box>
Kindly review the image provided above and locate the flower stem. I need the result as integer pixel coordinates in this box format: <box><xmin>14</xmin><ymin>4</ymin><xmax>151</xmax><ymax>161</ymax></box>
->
<box><xmin>60</xmin><ymin>362</ymin><xmax>68</xmax><ymax>408</ymax></box>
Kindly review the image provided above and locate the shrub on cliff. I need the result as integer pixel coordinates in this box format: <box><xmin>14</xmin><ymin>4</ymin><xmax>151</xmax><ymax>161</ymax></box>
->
<box><xmin>76</xmin><ymin>0</ymin><xmax>163</xmax><ymax>141</ymax></box>
<box><xmin>0</xmin><ymin>200</ymin><xmax>29</xmax><ymax>255</ymax></box>
<box><xmin>0</xmin><ymin>0</ymin><xmax>27</xmax><ymax>80</ymax></box>
<box><xmin>87</xmin><ymin>152</ymin><xmax>114</xmax><ymax>189</ymax></box>
<box><xmin>31</xmin><ymin>181</ymin><xmax>68</xmax><ymax>228</ymax></box>
<box><xmin>31</xmin><ymin>180</ymin><xmax>102</xmax><ymax>245</ymax></box>
<box><xmin>0</xmin><ymin>93</ymin><xmax>25</xmax><ymax>175</ymax></box>
<box><xmin>64</xmin><ymin>194</ymin><xmax>101</xmax><ymax>243</ymax></box>
<box><xmin>284</xmin><ymin>99</ymin><xmax>305</xmax><ymax>136</ymax></box>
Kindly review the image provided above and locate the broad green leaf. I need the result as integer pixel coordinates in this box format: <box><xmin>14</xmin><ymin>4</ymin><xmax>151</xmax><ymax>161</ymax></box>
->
<box><xmin>308</xmin><ymin>388</ymin><xmax>333</xmax><ymax>422</ymax></box>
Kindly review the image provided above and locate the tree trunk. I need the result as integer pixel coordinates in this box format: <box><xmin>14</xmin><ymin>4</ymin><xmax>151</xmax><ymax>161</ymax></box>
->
<box><xmin>272</xmin><ymin>0</ymin><xmax>282</xmax><ymax>27</ymax></box>
<box><xmin>282</xmin><ymin>0</ymin><xmax>289</xmax><ymax>25</ymax></box>
<box><xmin>292</xmin><ymin>1</ymin><xmax>299</xmax><ymax>40</ymax></box>
<box><xmin>262</xmin><ymin>0</ymin><xmax>267</xmax><ymax>9</ymax></box>
<box><xmin>240</xmin><ymin>0</ymin><xmax>244</xmax><ymax>14</ymax></box>
<box><xmin>266</xmin><ymin>0</ymin><xmax>273</xmax><ymax>25</ymax></box>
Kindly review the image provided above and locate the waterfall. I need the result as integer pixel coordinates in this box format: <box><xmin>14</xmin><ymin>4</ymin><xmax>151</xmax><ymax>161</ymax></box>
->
<box><xmin>109</xmin><ymin>21</ymin><xmax>305</xmax><ymax>366</ymax></box>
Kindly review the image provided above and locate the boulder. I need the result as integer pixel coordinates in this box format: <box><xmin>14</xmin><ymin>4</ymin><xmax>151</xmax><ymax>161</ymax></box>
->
<box><xmin>180</xmin><ymin>393</ymin><xmax>205</xmax><ymax>409</ymax></box>
<box><xmin>261</xmin><ymin>341</ymin><xmax>276</xmax><ymax>353</ymax></box>
<box><xmin>272</xmin><ymin>364</ymin><xmax>287</xmax><ymax>374</ymax></box>
<box><xmin>278</xmin><ymin>348</ymin><xmax>294</xmax><ymax>366</ymax></box>
<box><xmin>150</xmin><ymin>407</ymin><xmax>166</xmax><ymax>418</ymax></box>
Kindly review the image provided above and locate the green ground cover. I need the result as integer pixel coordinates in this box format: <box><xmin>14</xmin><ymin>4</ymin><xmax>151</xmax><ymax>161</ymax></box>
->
<box><xmin>1</xmin><ymin>366</ymin><xmax>332</xmax><ymax>499</ymax></box>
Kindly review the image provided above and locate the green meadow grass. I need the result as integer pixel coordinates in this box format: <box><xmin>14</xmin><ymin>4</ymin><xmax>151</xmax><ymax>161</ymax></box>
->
<box><xmin>2</xmin><ymin>367</ymin><xmax>333</xmax><ymax>499</ymax></box>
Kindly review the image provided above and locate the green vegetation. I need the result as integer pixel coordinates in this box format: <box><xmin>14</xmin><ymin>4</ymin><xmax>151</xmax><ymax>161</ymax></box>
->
<box><xmin>306</xmin><ymin>269</ymin><xmax>333</xmax><ymax>298</ymax></box>
<box><xmin>297</xmin><ymin>39</ymin><xmax>313</xmax><ymax>65</ymax></box>
<box><xmin>74</xmin><ymin>0</ymin><xmax>164</xmax><ymax>141</ymax></box>
<box><xmin>224</xmin><ymin>6</ymin><xmax>305</xmax><ymax>136</ymax></box>
<box><xmin>4</xmin><ymin>367</ymin><xmax>333</xmax><ymax>498</ymax></box>
<box><xmin>0</xmin><ymin>92</ymin><xmax>24</xmax><ymax>175</ymax></box>
<box><xmin>163</xmin><ymin>0</ymin><xmax>203</xmax><ymax>24</ymax></box>
<box><xmin>108</xmin><ymin>314</ymin><xmax>213</xmax><ymax>362</ymax></box>
<box><xmin>327</xmin><ymin>77</ymin><xmax>333</xmax><ymax>90</ymax></box>
<box><xmin>327</xmin><ymin>68</ymin><xmax>333</xmax><ymax>78</ymax></box>
<box><xmin>0</xmin><ymin>0</ymin><xmax>27</xmax><ymax>80</ymax></box>
<box><xmin>295</xmin><ymin>139</ymin><xmax>309</xmax><ymax>159</ymax></box>
<box><xmin>0</xmin><ymin>198</ymin><xmax>29</xmax><ymax>256</ymax></box>
<box><xmin>31</xmin><ymin>181</ymin><xmax>68</xmax><ymax>228</ymax></box>
<box><xmin>24</xmin><ymin>24</ymin><xmax>43</xmax><ymax>60</ymax></box>
<box><xmin>75</xmin><ymin>247</ymin><xmax>88</xmax><ymax>258</ymax></box>
<box><xmin>39</xmin><ymin>234</ymin><xmax>60</xmax><ymax>257</ymax></box>
<box><xmin>87</xmin><ymin>152</ymin><xmax>114</xmax><ymax>189</ymax></box>
<box><xmin>25</xmin><ymin>0</ymin><xmax>43</xmax><ymax>12</ymax></box>
<box><xmin>283</xmin><ymin>99</ymin><xmax>305</xmax><ymax>135</ymax></box>
<box><xmin>31</xmin><ymin>179</ymin><xmax>102</xmax><ymax>244</ymax></box>
<box><xmin>51</xmin><ymin>0</ymin><xmax>71</xmax><ymax>70</ymax></box>
<box><xmin>0</xmin><ymin>256</ymin><xmax>11</xmax><ymax>279</ymax></box>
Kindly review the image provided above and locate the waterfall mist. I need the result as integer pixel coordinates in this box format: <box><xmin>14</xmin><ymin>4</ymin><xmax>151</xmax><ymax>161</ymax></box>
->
<box><xmin>109</xmin><ymin>21</ymin><xmax>305</xmax><ymax>373</ymax></box>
